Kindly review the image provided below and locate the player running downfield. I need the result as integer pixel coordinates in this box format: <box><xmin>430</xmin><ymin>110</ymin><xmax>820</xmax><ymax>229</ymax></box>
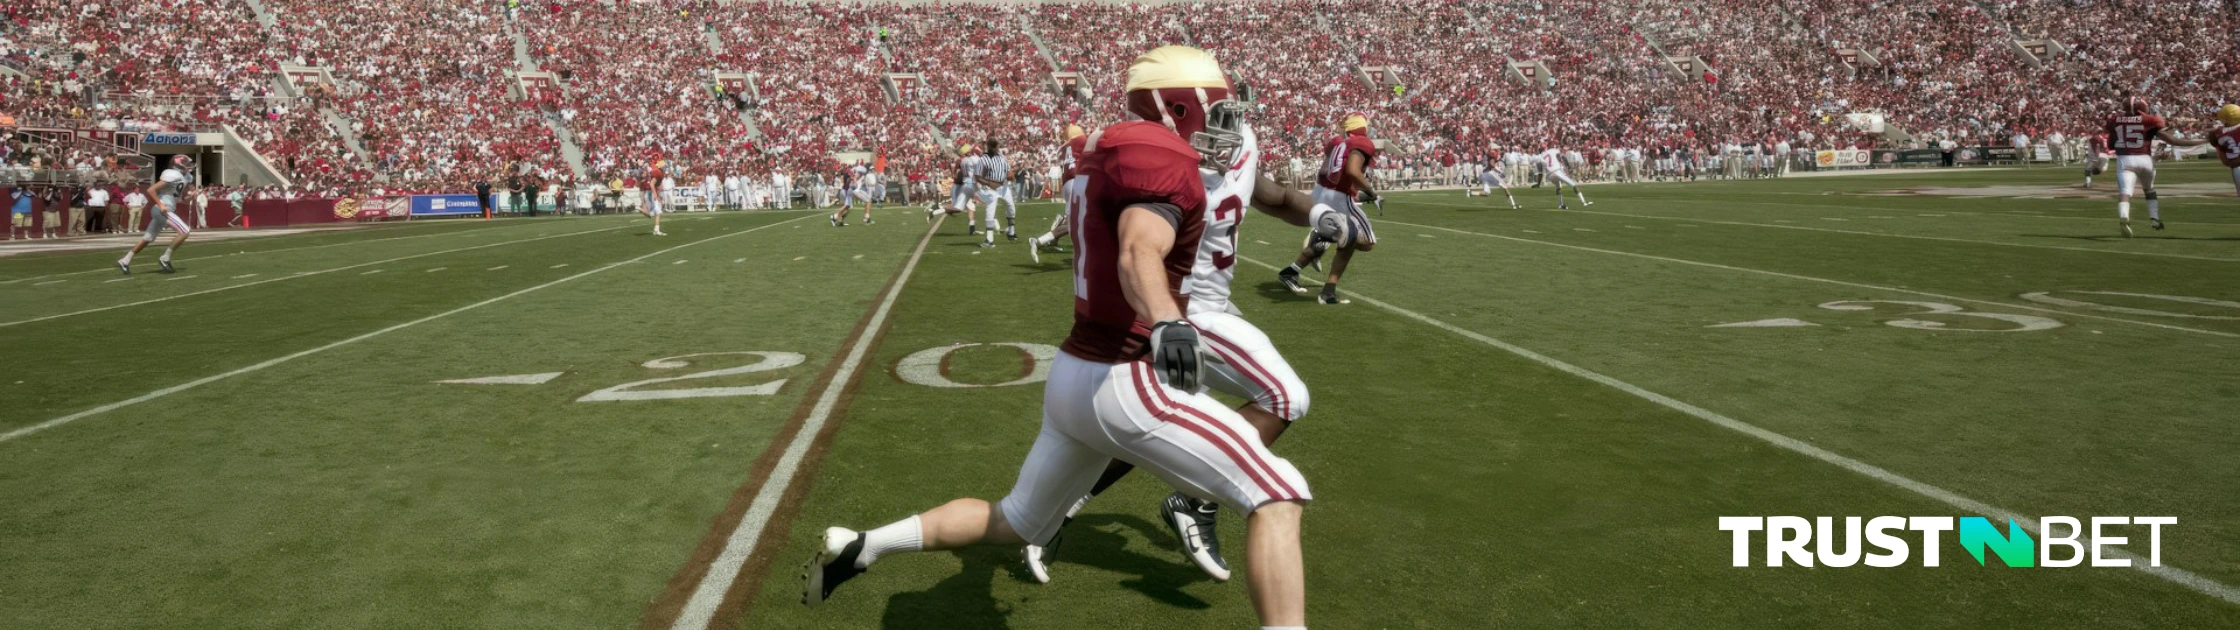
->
<box><xmin>1468</xmin><ymin>151</ymin><xmax>1521</xmax><ymax>209</ymax></box>
<box><xmin>1026</xmin><ymin>124</ymin><xmax>1089</xmax><ymax>264</ymax></box>
<box><xmin>928</xmin><ymin>144</ymin><xmax>981</xmax><ymax>227</ymax></box>
<box><xmin>1278</xmin><ymin>113</ymin><xmax>1381</xmax><ymax>305</ymax></box>
<box><xmin>639</xmin><ymin>160</ymin><xmax>669</xmax><ymax>236</ymax></box>
<box><xmin>2212</xmin><ymin>104</ymin><xmax>2240</xmax><ymax>196</ymax></box>
<box><xmin>804</xmin><ymin>46</ymin><xmax>1313</xmax><ymax>629</ymax></box>
<box><xmin>1538</xmin><ymin>146</ymin><xmax>1593</xmax><ymax>209</ymax></box>
<box><xmin>117</xmin><ymin>155</ymin><xmax>196</xmax><ymax>274</ymax></box>
<box><xmin>1020</xmin><ymin>70</ymin><xmax>1340</xmax><ymax>586</ymax></box>
<box><xmin>2103</xmin><ymin>94</ymin><xmax>2209</xmax><ymax>237</ymax></box>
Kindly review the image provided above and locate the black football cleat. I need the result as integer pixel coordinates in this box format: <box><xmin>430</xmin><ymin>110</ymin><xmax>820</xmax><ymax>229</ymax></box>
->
<box><xmin>2150</xmin><ymin>217</ymin><xmax>2164</xmax><ymax>231</ymax></box>
<box><xmin>1277</xmin><ymin>266</ymin><xmax>1309</xmax><ymax>295</ymax></box>
<box><xmin>803</xmin><ymin>527</ymin><xmax>868</xmax><ymax>607</ymax></box>
<box><xmin>158</xmin><ymin>259</ymin><xmax>175</xmax><ymax>274</ymax></box>
<box><xmin>1160</xmin><ymin>493</ymin><xmax>1231</xmax><ymax>581</ymax></box>
<box><xmin>1316</xmin><ymin>286</ymin><xmax>1349</xmax><ymax>305</ymax></box>
<box><xmin>116</xmin><ymin>260</ymin><xmax>130</xmax><ymax>275</ymax></box>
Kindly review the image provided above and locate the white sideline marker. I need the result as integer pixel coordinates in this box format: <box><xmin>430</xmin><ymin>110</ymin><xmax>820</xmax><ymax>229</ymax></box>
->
<box><xmin>1709</xmin><ymin>318</ymin><xmax>1819</xmax><ymax>328</ymax></box>
<box><xmin>1237</xmin><ymin>255</ymin><xmax>2240</xmax><ymax>607</ymax></box>
<box><xmin>670</xmin><ymin>217</ymin><xmax>945</xmax><ymax>630</ymax></box>
<box><xmin>487</xmin><ymin>265</ymin><xmax>509</xmax><ymax>271</ymax></box>
<box><xmin>361</xmin><ymin>269</ymin><xmax>384</xmax><ymax>275</ymax></box>
<box><xmin>0</xmin><ymin>214</ymin><xmax>818</xmax><ymax>447</ymax></box>
<box><xmin>426</xmin><ymin>267</ymin><xmax>447</xmax><ymax>273</ymax></box>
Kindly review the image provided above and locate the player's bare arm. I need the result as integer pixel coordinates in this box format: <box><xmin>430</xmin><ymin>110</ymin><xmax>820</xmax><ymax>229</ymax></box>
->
<box><xmin>1345</xmin><ymin>152</ymin><xmax>1373</xmax><ymax>200</ymax></box>
<box><xmin>1117</xmin><ymin>204</ymin><xmax>1183</xmax><ymax>324</ymax></box>
<box><xmin>1249</xmin><ymin>174</ymin><xmax>1317</xmax><ymax>227</ymax></box>
<box><xmin>2156</xmin><ymin>128</ymin><xmax>2209</xmax><ymax>147</ymax></box>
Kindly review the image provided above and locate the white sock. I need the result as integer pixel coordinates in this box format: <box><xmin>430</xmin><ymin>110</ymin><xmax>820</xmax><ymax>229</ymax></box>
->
<box><xmin>857</xmin><ymin>515</ymin><xmax>923</xmax><ymax>568</ymax></box>
<box><xmin>160</xmin><ymin>248</ymin><xmax>173</xmax><ymax>262</ymax></box>
<box><xmin>2147</xmin><ymin>200</ymin><xmax>2159</xmax><ymax>220</ymax></box>
<box><xmin>2117</xmin><ymin>202</ymin><xmax>2130</xmax><ymax>220</ymax></box>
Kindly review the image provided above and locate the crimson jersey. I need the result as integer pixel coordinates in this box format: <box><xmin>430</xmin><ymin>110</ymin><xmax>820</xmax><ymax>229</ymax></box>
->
<box><xmin>1060</xmin><ymin>135</ymin><xmax>1089</xmax><ymax>181</ymax></box>
<box><xmin>2213</xmin><ymin>125</ymin><xmax>2240</xmax><ymax>167</ymax></box>
<box><xmin>2105</xmin><ymin>114</ymin><xmax>2166</xmax><ymax>157</ymax></box>
<box><xmin>1061</xmin><ymin>122</ymin><xmax>1209</xmax><ymax>363</ymax></box>
<box><xmin>642</xmin><ymin>168</ymin><xmax>665</xmax><ymax>191</ymax></box>
<box><xmin>1317</xmin><ymin>133</ymin><xmax>1378</xmax><ymax>195</ymax></box>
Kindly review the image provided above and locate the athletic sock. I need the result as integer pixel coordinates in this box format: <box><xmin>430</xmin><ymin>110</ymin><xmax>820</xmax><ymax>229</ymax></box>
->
<box><xmin>2117</xmin><ymin>201</ymin><xmax>2130</xmax><ymax>220</ymax></box>
<box><xmin>159</xmin><ymin>248</ymin><xmax>173</xmax><ymax>262</ymax></box>
<box><xmin>2147</xmin><ymin>200</ymin><xmax>2159</xmax><ymax>220</ymax></box>
<box><xmin>857</xmin><ymin>515</ymin><xmax>923</xmax><ymax>567</ymax></box>
<box><xmin>1088</xmin><ymin>461</ymin><xmax>1136</xmax><ymax>496</ymax></box>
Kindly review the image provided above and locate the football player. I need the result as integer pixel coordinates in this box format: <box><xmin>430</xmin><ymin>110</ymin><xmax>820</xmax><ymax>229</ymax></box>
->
<box><xmin>1024</xmin><ymin>71</ymin><xmax>1342</xmax><ymax>585</ymax></box>
<box><xmin>1468</xmin><ymin>151</ymin><xmax>1521</xmax><ymax>209</ymax></box>
<box><xmin>117</xmin><ymin>155</ymin><xmax>196</xmax><ymax>274</ymax></box>
<box><xmin>1278</xmin><ymin>113</ymin><xmax>1380</xmax><ymax>305</ymax></box>
<box><xmin>2104</xmin><ymin>94</ymin><xmax>2209</xmax><ymax>237</ymax></box>
<box><xmin>2082</xmin><ymin>135</ymin><xmax>2110</xmax><ymax>188</ymax></box>
<box><xmin>975</xmin><ymin>139</ymin><xmax>1017</xmax><ymax>246</ymax></box>
<box><xmin>805</xmin><ymin>46</ymin><xmax>1312</xmax><ymax>629</ymax></box>
<box><xmin>1025</xmin><ymin>124</ymin><xmax>1089</xmax><ymax>264</ymax></box>
<box><xmin>639</xmin><ymin>159</ymin><xmax>668</xmax><ymax>236</ymax></box>
<box><xmin>2212</xmin><ymin>104</ymin><xmax>2240</xmax><ymax>196</ymax></box>
<box><xmin>1539</xmin><ymin>145</ymin><xmax>1593</xmax><ymax>209</ymax></box>
<box><xmin>926</xmin><ymin>144</ymin><xmax>981</xmax><ymax>228</ymax></box>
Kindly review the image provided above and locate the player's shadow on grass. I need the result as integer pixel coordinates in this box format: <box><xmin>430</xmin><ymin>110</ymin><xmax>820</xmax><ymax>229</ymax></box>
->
<box><xmin>1046</xmin><ymin>513</ymin><xmax>1216</xmax><ymax>610</ymax></box>
<box><xmin>1249</xmin><ymin>280</ymin><xmax>1313</xmax><ymax>304</ymax></box>
<box><xmin>1008</xmin><ymin>261</ymin><xmax>1070</xmax><ymax>275</ymax></box>
<box><xmin>2023</xmin><ymin>233</ymin><xmax>2240</xmax><ymax>242</ymax></box>
<box><xmin>877</xmin><ymin>514</ymin><xmax>1210</xmax><ymax>628</ymax></box>
<box><xmin>881</xmin><ymin>547</ymin><xmax>1014</xmax><ymax>629</ymax></box>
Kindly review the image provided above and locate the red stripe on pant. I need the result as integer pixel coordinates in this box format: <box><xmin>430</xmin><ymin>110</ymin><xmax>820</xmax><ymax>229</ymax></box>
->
<box><xmin>1199</xmin><ymin>328</ymin><xmax>1288</xmax><ymax>419</ymax></box>
<box><xmin>1130</xmin><ymin>362</ymin><xmax>1298</xmax><ymax>501</ymax></box>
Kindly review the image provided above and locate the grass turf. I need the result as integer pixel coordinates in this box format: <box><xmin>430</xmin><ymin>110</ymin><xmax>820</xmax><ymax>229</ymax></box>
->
<box><xmin>3</xmin><ymin>162</ymin><xmax>2237</xmax><ymax>627</ymax></box>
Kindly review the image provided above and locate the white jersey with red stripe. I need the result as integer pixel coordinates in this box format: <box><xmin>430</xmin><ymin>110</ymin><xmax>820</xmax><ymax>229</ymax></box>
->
<box><xmin>1183</xmin><ymin>122</ymin><xmax>1257</xmax><ymax>317</ymax></box>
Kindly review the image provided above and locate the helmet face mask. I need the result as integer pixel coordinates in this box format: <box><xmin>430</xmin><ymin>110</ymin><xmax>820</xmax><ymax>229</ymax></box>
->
<box><xmin>1190</xmin><ymin>98</ymin><xmax>1250</xmax><ymax>172</ymax></box>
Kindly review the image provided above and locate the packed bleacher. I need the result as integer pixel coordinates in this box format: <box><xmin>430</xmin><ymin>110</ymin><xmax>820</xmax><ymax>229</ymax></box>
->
<box><xmin>5</xmin><ymin>0</ymin><xmax>2238</xmax><ymax>200</ymax></box>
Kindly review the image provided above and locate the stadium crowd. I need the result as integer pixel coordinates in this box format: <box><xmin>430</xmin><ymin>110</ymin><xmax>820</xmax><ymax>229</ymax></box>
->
<box><xmin>3</xmin><ymin>0</ymin><xmax>2236</xmax><ymax>204</ymax></box>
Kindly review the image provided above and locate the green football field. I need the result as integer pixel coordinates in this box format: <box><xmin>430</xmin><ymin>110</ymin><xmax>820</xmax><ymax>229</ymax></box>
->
<box><xmin>3</xmin><ymin>162</ymin><xmax>2236</xmax><ymax>628</ymax></box>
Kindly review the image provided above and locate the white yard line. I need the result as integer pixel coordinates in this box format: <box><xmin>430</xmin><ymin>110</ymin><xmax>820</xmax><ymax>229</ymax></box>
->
<box><xmin>1237</xmin><ymin>255</ymin><xmax>2240</xmax><ymax>606</ymax></box>
<box><xmin>0</xmin><ymin>214</ymin><xmax>817</xmax><ymax>447</ymax></box>
<box><xmin>0</xmin><ymin>222</ymin><xmax>635</xmax><ymax>329</ymax></box>
<box><xmin>1379</xmin><ymin>219</ymin><xmax>2240</xmax><ymax>339</ymax></box>
<box><xmin>0</xmin><ymin>222</ymin><xmax>517</xmax><ymax>285</ymax></box>
<box><xmin>1411</xmin><ymin>200</ymin><xmax>2240</xmax><ymax>262</ymax></box>
<box><xmin>670</xmin><ymin>217</ymin><xmax>945</xmax><ymax>630</ymax></box>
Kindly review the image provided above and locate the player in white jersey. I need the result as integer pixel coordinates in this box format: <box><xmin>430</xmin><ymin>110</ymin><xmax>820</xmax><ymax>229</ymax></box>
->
<box><xmin>928</xmin><ymin>144</ymin><xmax>982</xmax><ymax>229</ymax></box>
<box><xmin>1538</xmin><ymin>147</ymin><xmax>1592</xmax><ymax>209</ymax></box>
<box><xmin>974</xmin><ymin>140</ymin><xmax>1018</xmax><ymax>246</ymax></box>
<box><xmin>1468</xmin><ymin>154</ymin><xmax>1520</xmax><ymax>209</ymax></box>
<box><xmin>1020</xmin><ymin>108</ymin><xmax>1343</xmax><ymax>585</ymax></box>
<box><xmin>1026</xmin><ymin>124</ymin><xmax>1087</xmax><ymax>264</ymax></box>
<box><xmin>118</xmin><ymin>155</ymin><xmax>196</xmax><ymax>274</ymax></box>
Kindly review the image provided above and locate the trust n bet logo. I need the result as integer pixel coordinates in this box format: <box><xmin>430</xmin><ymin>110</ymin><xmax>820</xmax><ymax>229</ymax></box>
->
<box><xmin>1719</xmin><ymin>516</ymin><xmax>2176</xmax><ymax>568</ymax></box>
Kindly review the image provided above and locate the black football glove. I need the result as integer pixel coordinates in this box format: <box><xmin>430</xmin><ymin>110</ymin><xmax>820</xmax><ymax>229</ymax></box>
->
<box><xmin>1148</xmin><ymin>319</ymin><xmax>1204</xmax><ymax>392</ymax></box>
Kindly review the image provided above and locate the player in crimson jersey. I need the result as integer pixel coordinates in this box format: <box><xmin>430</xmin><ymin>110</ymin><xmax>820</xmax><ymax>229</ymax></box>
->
<box><xmin>2212</xmin><ymin>104</ymin><xmax>2240</xmax><ymax>196</ymax></box>
<box><xmin>1022</xmin><ymin>83</ymin><xmax>1344</xmax><ymax>585</ymax></box>
<box><xmin>1026</xmin><ymin>124</ymin><xmax>1090</xmax><ymax>264</ymax></box>
<box><xmin>2103</xmin><ymin>94</ymin><xmax>2208</xmax><ymax>237</ymax></box>
<box><xmin>638</xmin><ymin>160</ymin><xmax>668</xmax><ymax>236</ymax></box>
<box><xmin>2081</xmin><ymin>135</ymin><xmax>2111</xmax><ymax>189</ymax></box>
<box><xmin>1278</xmin><ymin>113</ymin><xmax>1380</xmax><ymax>304</ymax></box>
<box><xmin>805</xmin><ymin>46</ymin><xmax>1312</xmax><ymax>628</ymax></box>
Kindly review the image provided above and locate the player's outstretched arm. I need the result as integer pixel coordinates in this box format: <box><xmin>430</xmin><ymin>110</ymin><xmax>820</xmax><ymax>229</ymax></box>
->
<box><xmin>1249</xmin><ymin>174</ymin><xmax>1317</xmax><ymax>227</ymax></box>
<box><xmin>1345</xmin><ymin>152</ymin><xmax>1376</xmax><ymax>201</ymax></box>
<box><xmin>2157</xmin><ymin>129</ymin><xmax>2209</xmax><ymax>147</ymax></box>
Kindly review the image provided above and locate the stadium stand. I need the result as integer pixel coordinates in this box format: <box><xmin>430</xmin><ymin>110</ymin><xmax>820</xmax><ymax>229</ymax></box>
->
<box><xmin>5</xmin><ymin>0</ymin><xmax>2237</xmax><ymax>197</ymax></box>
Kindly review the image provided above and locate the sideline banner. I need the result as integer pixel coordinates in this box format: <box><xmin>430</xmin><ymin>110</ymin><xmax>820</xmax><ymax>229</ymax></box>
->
<box><xmin>1814</xmin><ymin>150</ymin><xmax>1871</xmax><ymax>168</ymax></box>
<box><xmin>410</xmin><ymin>194</ymin><xmax>483</xmax><ymax>216</ymax></box>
